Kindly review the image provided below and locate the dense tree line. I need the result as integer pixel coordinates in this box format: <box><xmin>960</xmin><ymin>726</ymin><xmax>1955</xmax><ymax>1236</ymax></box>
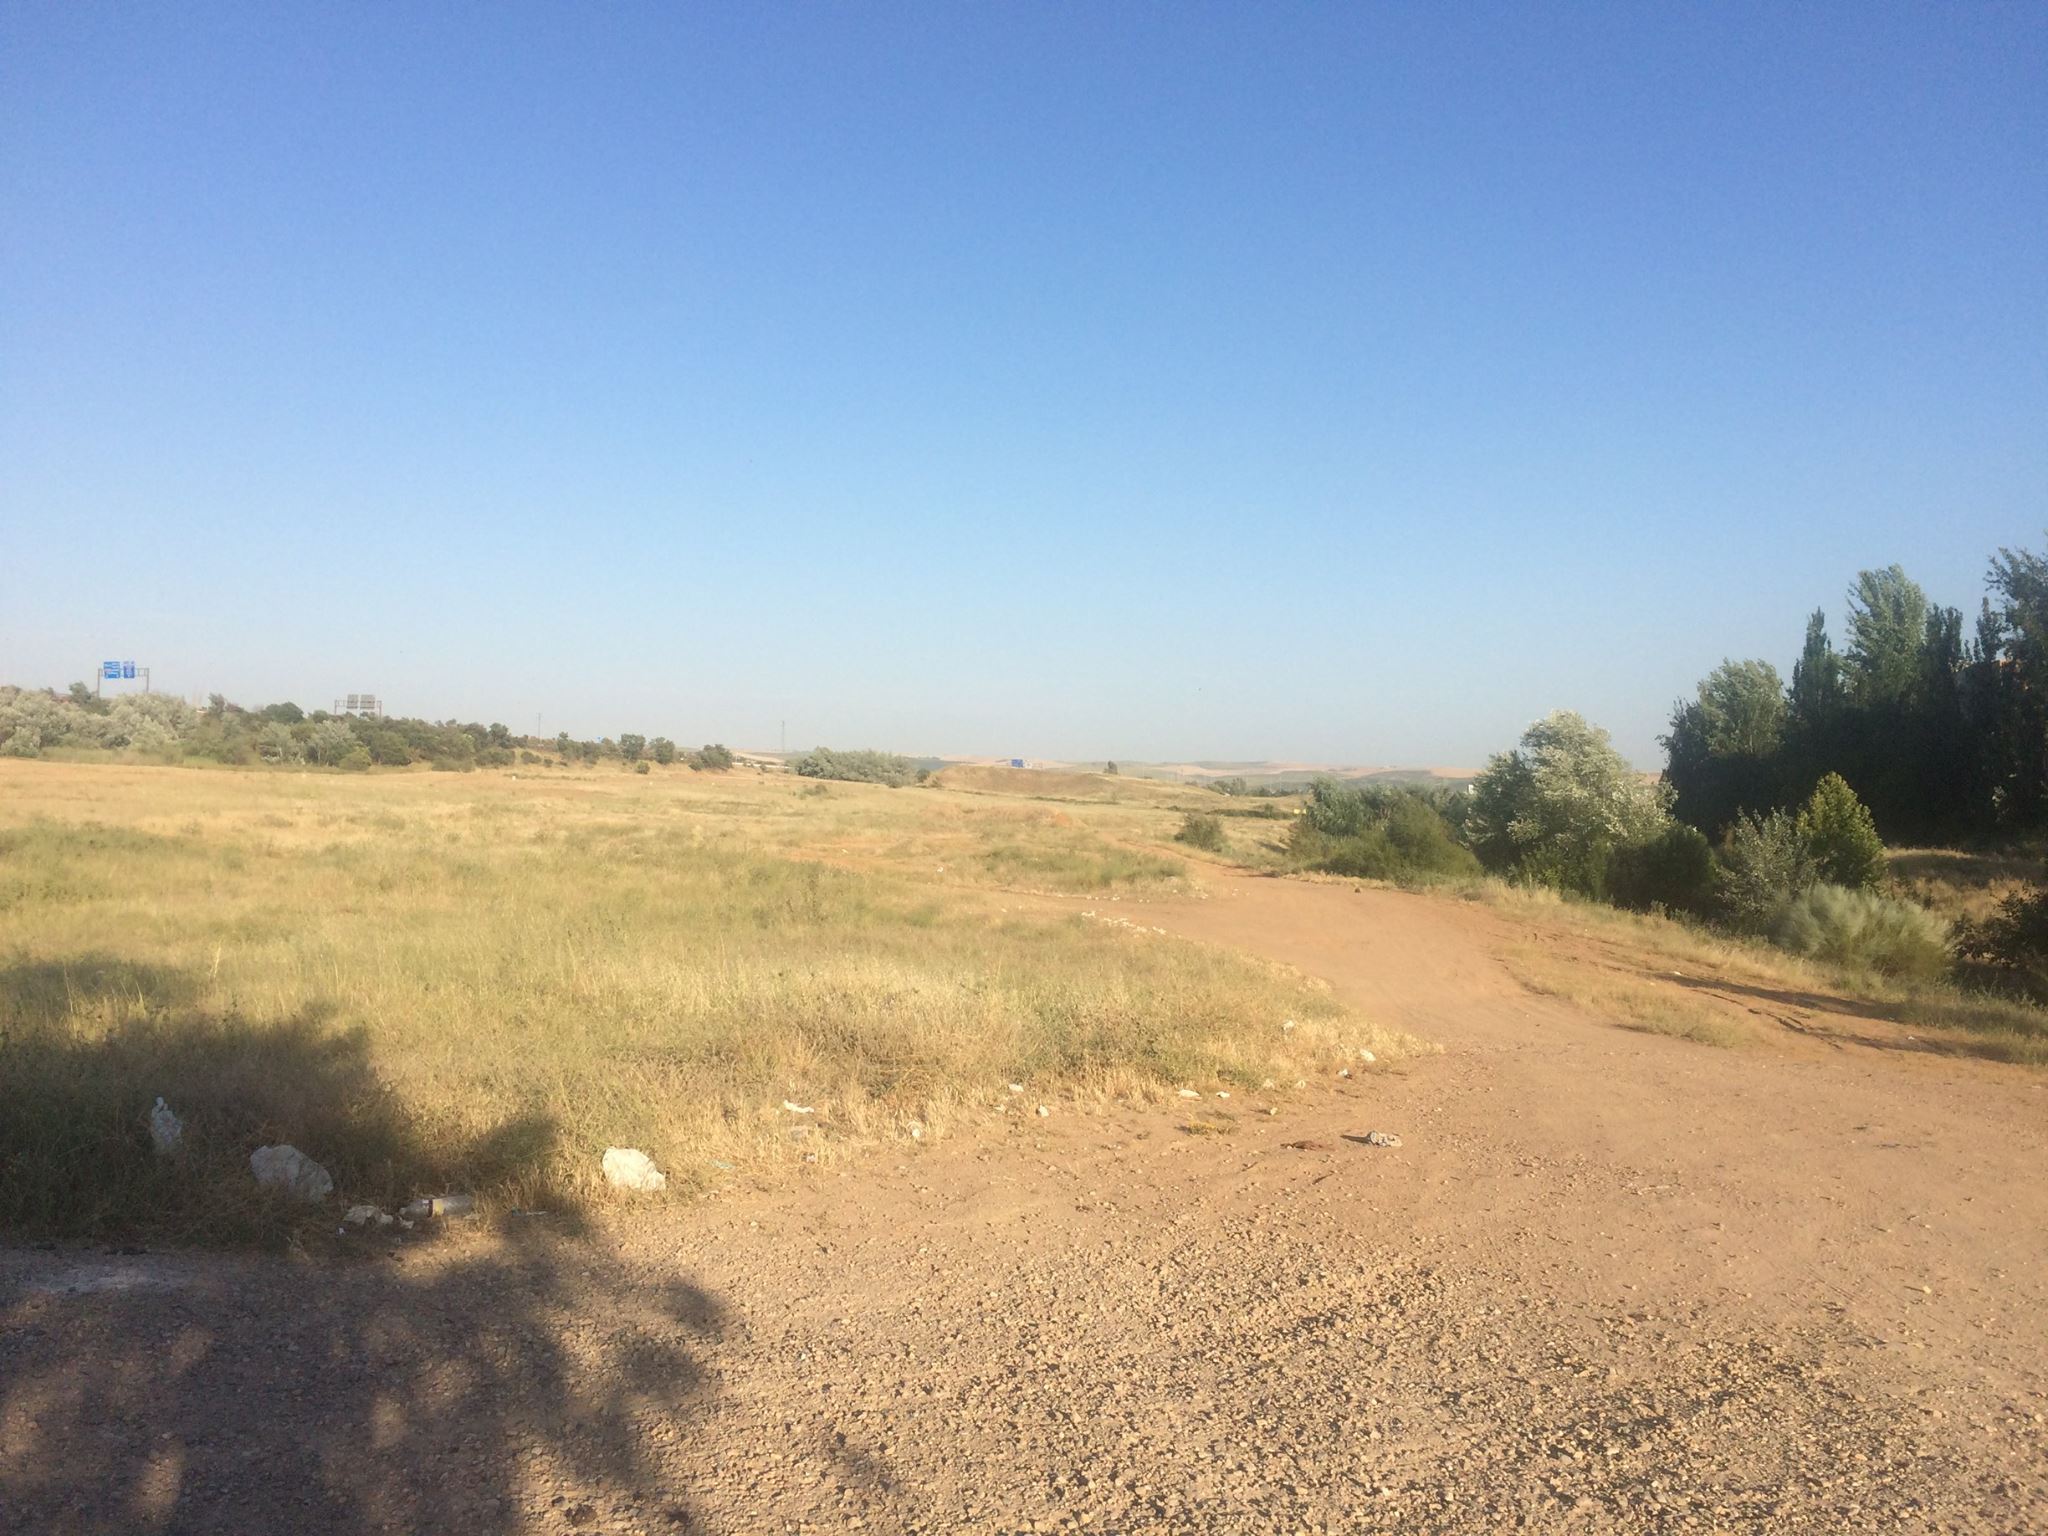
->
<box><xmin>0</xmin><ymin>687</ymin><xmax>738</xmax><ymax>774</ymax></box>
<box><xmin>1665</xmin><ymin>543</ymin><xmax>2048</xmax><ymax>843</ymax></box>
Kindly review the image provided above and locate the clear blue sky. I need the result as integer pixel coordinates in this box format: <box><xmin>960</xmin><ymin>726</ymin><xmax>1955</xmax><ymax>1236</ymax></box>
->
<box><xmin>4</xmin><ymin>4</ymin><xmax>2042</xmax><ymax>766</ymax></box>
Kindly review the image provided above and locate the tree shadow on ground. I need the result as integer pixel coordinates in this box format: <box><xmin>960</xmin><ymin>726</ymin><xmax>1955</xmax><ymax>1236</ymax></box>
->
<box><xmin>0</xmin><ymin>1233</ymin><xmax>724</xmax><ymax>1533</ymax></box>
<box><xmin>1665</xmin><ymin>971</ymin><xmax>2021</xmax><ymax>1062</ymax></box>
<box><xmin>0</xmin><ymin>953</ymin><xmax>582</xmax><ymax>1244</ymax></box>
<box><xmin>0</xmin><ymin>953</ymin><xmax>730</xmax><ymax>1531</ymax></box>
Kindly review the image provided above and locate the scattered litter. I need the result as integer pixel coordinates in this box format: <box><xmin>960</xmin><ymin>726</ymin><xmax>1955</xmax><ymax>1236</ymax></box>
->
<box><xmin>1265</xmin><ymin>1107</ymin><xmax>1278</xmax><ymax>1117</ymax></box>
<box><xmin>1357</xmin><ymin>1049</ymin><xmax>1376</xmax><ymax>1064</ymax></box>
<box><xmin>1008</xmin><ymin>1083</ymin><xmax>1024</xmax><ymax>1094</ymax></box>
<box><xmin>1282</xmin><ymin>1019</ymin><xmax>1296</xmax><ymax>1032</ymax></box>
<box><xmin>1035</xmin><ymin>1104</ymin><xmax>1050</xmax><ymax>1118</ymax></box>
<box><xmin>1356</xmin><ymin>1130</ymin><xmax>1402</xmax><ymax>1149</ymax></box>
<box><xmin>400</xmin><ymin>1194</ymin><xmax>475</xmax><ymax>1219</ymax></box>
<box><xmin>1260</xmin><ymin>1078</ymin><xmax>1276</xmax><ymax>1089</ymax></box>
<box><xmin>343</xmin><ymin>1204</ymin><xmax>393</xmax><ymax>1228</ymax></box>
<box><xmin>782</xmin><ymin>1100</ymin><xmax>816</xmax><ymax>1115</ymax></box>
<box><xmin>906</xmin><ymin>1122</ymin><xmax>925</xmax><ymax>1141</ymax></box>
<box><xmin>1177</xmin><ymin>1089</ymin><xmax>1201</xmax><ymax>1099</ymax></box>
<box><xmin>709</xmin><ymin>1159</ymin><xmax>735</xmax><ymax>1171</ymax></box>
<box><xmin>148</xmin><ymin>1097</ymin><xmax>182</xmax><ymax>1156</ymax></box>
<box><xmin>1215</xmin><ymin>1091</ymin><xmax>1230</xmax><ymax>1100</ymax></box>
<box><xmin>602</xmin><ymin>1147</ymin><xmax>668</xmax><ymax>1193</ymax></box>
<box><xmin>250</xmin><ymin>1144</ymin><xmax>332</xmax><ymax>1203</ymax></box>
<box><xmin>1338</xmin><ymin>1068</ymin><xmax>1351</xmax><ymax>1079</ymax></box>
<box><xmin>1294</xmin><ymin>1079</ymin><xmax>1306</xmax><ymax>1089</ymax></box>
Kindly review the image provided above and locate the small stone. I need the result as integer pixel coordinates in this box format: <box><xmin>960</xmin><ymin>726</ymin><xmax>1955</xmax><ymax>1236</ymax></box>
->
<box><xmin>1358</xmin><ymin>1049</ymin><xmax>1376</xmax><ymax>1064</ymax></box>
<box><xmin>602</xmin><ymin>1146</ymin><xmax>668</xmax><ymax>1193</ymax></box>
<box><xmin>1036</xmin><ymin>1104</ymin><xmax>1050</xmax><ymax>1118</ymax></box>
<box><xmin>1338</xmin><ymin>1068</ymin><xmax>1351</xmax><ymax>1079</ymax></box>
<box><xmin>250</xmin><ymin>1144</ymin><xmax>332</xmax><ymax>1203</ymax></box>
<box><xmin>1008</xmin><ymin>1083</ymin><xmax>1024</xmax><ymax>1094</ymax></box>
<box><xmin>1215</xmin><ymin>1091</ymin><xmax>1230</xmax><ymax>1100</ymax></box>
<box><xmin>1178</xmin><ymin>1089</ymin><xmax>1201</xmax><ymax>1099</ymax></box>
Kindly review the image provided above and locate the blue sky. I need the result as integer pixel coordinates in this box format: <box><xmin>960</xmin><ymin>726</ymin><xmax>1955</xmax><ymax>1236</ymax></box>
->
<box><xmin>4</xmin><ymin>4</ymin><xmax>2042</xmax><ymax>766</ymax></box>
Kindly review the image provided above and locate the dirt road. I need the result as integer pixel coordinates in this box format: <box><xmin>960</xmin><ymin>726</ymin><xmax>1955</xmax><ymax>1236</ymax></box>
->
<box><xmin>5</xmin><ymin>876</ymin><xmax>2045</xmax><ymax>1533</ymax></box>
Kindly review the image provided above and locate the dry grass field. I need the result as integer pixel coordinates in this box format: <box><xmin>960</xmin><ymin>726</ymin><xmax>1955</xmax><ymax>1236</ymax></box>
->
<box><xmin>0</xmin><ymin>759</ymin><xmax>1409</xmax><ymax>1242</ymax></box>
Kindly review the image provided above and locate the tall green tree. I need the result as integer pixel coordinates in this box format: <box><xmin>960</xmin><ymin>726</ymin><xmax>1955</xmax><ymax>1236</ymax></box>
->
<box><xmin>1844</xmin><ymin>566</ymin><xmax>1931</xmax><ymax>707</ymax></box>
<box><xmin>1788</xmin><ymin>610</ymin><xmax>1845</xmax><ymax>731</ymax></box>
<box><xmin>1469</xmin><ymin>711</ymin><xmax>1669</xmax><ymax>894</ymax></box>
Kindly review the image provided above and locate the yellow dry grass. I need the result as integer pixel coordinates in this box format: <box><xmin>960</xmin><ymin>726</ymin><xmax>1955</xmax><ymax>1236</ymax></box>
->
<box><xmin>0</xmin><ymin>759</ymin><xmax>1412</xmax><ymax>1243</ymax></box>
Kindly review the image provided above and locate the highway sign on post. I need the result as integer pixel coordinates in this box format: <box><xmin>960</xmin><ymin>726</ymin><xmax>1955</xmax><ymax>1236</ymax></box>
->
<box><xmin>102</xmin><ymin>661</ymin><xmax>120</xmax><ymax>680</ymax></box>
<box><xmin>121</xmin><ymin>661</ymin><xmax>137</xmax><ymax>679</ymax></box>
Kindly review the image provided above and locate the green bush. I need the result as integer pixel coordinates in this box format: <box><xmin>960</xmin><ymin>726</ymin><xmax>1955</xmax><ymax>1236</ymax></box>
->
<box><xmin>338</xmin><ymin>746</ymin><xmax>372</xmax><ymax>773</ymax></box>
<box><xmin>1771</xmin><ymin>884</ymin><xmax>1949</xmax><ymax>980</ymax></box>
<box><xmin>1795</xmin><ymin>773</ymin><xmax>1886</xmax><ymax>890</ymax></box>
<box><xmin>633</xmin><ymin>759</ymin><xmax>651</xmax><ymax>775</ymax></box>
<box><xmin>1608</xmin><ymin>823</ymin><xmax>1715</xmax><ymax>916</ymax></box>
<box><xmin>693</xmin><ymin>743</ymin><xmax>735</xmax><ymax>771</ymax></box>
<box><xmin>1291</xmin><ymin>782</ymin><xmax>1480</xmax><ymax>882</ymax></box>
<box><xmin>1955</xmin><ymin>881</ymin><xmax>2048</xmax><ymax>1000</ymax></box>
<box><xmin>1715</xmin><ymin>810</ymin><xmax>1817</xmax><ymax>933</ymax></box>
<box><xmin>1175</xmin><ymin>812</ymin><xmax>1227</xmax><ymax>851</ymax></box>
<box><xmin>791</xmin><ymin>747</ymin><xmax>917</xmax><ymax>786</ymax></box>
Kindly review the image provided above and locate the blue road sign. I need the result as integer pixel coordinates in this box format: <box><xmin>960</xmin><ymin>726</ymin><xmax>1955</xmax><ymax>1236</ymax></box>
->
<box><xmin>121</xmin><ymin>661</ymin><xmax>137</xmax><ymax>679</ymax></box>
<box><xmin>102</xmin><ymin>661</ymin><xmax>121</xmax><ymax>680</ymax></box>
<box><xmin>1010</xmin><ymin>758</ymin><xmax>1024</xmax><ymax>768</ymax></box>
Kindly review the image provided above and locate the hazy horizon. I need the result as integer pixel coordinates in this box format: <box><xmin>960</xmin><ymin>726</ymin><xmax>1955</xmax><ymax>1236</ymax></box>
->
<box><xmin>5</xmin><ymin>7</ymin><xmax>2042</xmax><ymax>770</ymax></box>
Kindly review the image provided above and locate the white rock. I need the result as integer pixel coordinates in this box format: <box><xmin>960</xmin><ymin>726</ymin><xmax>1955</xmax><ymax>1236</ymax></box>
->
<box><xmin>1282</xmin><ymin>1019</ymin><xmax>1296</xmax><ymax>1032</ymax></box>
<box><xmin>1215</xmin><ymin>1091</ymin><xmax>1230</xmax><ymax>1100</ymax></box>
<box><xmin>1338</xmin><ymin>1068</ymin><xmax>1352</xmax><ymax>1079</ymax></box>
<box><xmin>1358</xmin><ymin>1048</ymin><xmax>1376</xmax><ymax>1064</ymax></box>
<box><xmin>1177</xmin><ymin>1089</ymin><xmax>1201</xmax><ymax>1099</ymax></box>
<box><xmin>907</xmin><ymin>1122</ymin><xmax>924</xmax><ymax>1141</ymax></box>
<box><xmin>1261</xmin><ymin>1078</ymin><xmax>1276</xmax><ymax>1090</ymax></box>
<box><xmin>602</xmin><ymin>1146</ymin><xmax>668</xmax><ymax>1193</ymax></box>
<box><xmin>250</xmin><ymin>1144</ymin><xmax>332</xmax><ymax>1203</ymax></box>
<box><xmin>1036</xmin><ymin>1104</ymin><xmax>1050</xmax><ymax>1117</ymax></box>
<box><xmin>782</xmin><ymin>1100</ymin><xmax>816</xmax><ymax>1115</ymax></box>
<box><xmin>149</xmin><ymin>1097</ymin><xmax>182</xmax><ymax>1156</ymax></box>
<box><xmin>1008</xmin><ymin>1083</ymin><xmax>1024</xmax><ymax>1094</ymax></box>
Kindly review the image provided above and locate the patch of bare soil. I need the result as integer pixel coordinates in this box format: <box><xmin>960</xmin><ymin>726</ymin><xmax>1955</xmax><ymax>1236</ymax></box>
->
<box><xmin>5</xmin><ymin>877</ymin><xmax>2045</xmax><ymax>1533</ymax></box>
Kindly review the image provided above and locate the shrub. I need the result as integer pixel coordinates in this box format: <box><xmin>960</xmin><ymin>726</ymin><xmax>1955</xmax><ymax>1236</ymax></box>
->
<box><xmin>255</xmin><ymin>723</ymin><xmax>304</xmax><ymax>765</ymax></box>
<box><xmin>1771</xmin><ymin>884</ymin><xmax>1950</xmax><ymax>980</ymax></box>
<box><xmin>1795</xmin><ymin>773</ymin><xmax>1886</xmax><ymax>890</ymax></box>
<box><xmin>1291</xmin><ymin>782</ymin><xmax>1480</xmax><ymax>882</ymax></box>
<box><xmin>633</xmin><ymin>759</ymin><xmax>651</xmax><ymax>775</ymax></box>
<box><xmin>1608</xmin><ymin>823</ymin><xmax>1715</xmax><ymax>916</ymax></box>
<box><xmin>1955</xmin><ymin>881</ymin><xmax>2048</xmax><ymax>1000</ymax></box>
<box><xmin>338</xmin><ymin>746</ymin><xmax>373</xmax><ymax>773</ymax></box>
<box><xmin>1176</xmin><ymin>812</ymin><xmax>1227</xmax><ymax>851</ymax></box>
<box><xmin>1715</xmin><ymin>810</ymin><xmax>1817</xmax><ymax>933</ymax></box>
<box><xmin>693</xmin><ymin>744</ymin><xmax>735</xmax><ymax>772</ymax></box>
<box><xmin>649</xmin><ymin>737</ymin><xmax>677</xmax><ymax>765</ymax></box>
<box><xmin>791</xmin><ymin>747</ymin><xmax>916</xmax><ymax>786</ymax></box>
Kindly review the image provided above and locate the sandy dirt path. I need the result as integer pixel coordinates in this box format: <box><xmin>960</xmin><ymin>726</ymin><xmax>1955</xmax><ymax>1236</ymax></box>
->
<box><xmin>5</xmin><ymin>876</ymin><xmax>2046</xmax><ymax>1534</ymax></box>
